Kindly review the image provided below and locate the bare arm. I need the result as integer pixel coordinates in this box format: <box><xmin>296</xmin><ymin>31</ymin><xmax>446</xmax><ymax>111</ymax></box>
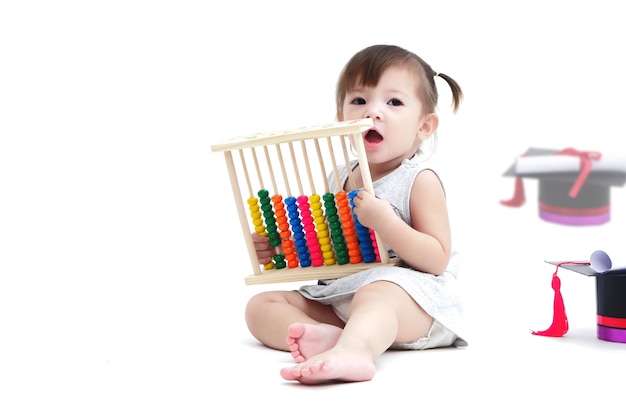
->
<box><xmin>351</xmin><ymin>169</ymin><xmax>451</xmax><ymax>275</ymax></box>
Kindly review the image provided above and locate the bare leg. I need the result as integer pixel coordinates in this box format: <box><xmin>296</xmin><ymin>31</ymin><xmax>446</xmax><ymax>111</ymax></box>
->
<box><xmin>280</xmin><ymin>281</ymin><xmax>433</xmax><ymax>384</ymax></box>
<box><xmin>245</xmin><ymin>290</ymin><xmax>344</xmax><ymax>351</ymax></box>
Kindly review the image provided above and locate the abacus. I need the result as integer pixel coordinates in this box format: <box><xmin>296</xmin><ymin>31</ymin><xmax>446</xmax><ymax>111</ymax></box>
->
<box><xmin>211</xmin><ymin>118</ymin><xmax>400</xmax><ymax>285</ymax></box>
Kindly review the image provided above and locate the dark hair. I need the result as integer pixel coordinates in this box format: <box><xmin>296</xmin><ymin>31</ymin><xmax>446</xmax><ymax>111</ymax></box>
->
<box><xmin>335</xmin><ymin>45</ymin><xmax>463</xmax><ymax>118</ymax></box>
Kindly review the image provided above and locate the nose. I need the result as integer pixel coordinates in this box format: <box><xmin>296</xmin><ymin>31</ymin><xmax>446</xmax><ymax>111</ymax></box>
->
<box><xmin>363</xmin><ymin>102</ymin><xmax>383</xmax><ymax>120</ymax></box>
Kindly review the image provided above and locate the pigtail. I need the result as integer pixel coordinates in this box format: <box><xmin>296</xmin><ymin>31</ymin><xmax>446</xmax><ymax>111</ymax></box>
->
<box><xmin>435</xmin><ymin>72</ymin><xmax>463</xmax><ymax>114</ymax></box>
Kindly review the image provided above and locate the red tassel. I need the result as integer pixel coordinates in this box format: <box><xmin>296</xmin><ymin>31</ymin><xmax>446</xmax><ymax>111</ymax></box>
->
<box><xmin>532</xmin><ymin>261</ymin><xmax>590</xmax><ymax>337</ymax></box>
<box><xmin>500</xmin><ymin>177</ymin><xmax>525</xmax><ymax>207</ymax></box>
<box><xmin>531</xmin><ymin>271</ymin><xmax>568</xmax><ymax>337</ymax></box>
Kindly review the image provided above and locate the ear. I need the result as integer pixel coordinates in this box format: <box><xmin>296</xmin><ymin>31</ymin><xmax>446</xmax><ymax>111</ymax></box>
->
<box><xmin>336</xmin><ymin>111</ymin><xmax>345</xmax><ymax>122</ymax></box>
<box><xmin>417</xmin><ymin>113</ymin><xmax>439</xmax><ymax>139</ymax></box>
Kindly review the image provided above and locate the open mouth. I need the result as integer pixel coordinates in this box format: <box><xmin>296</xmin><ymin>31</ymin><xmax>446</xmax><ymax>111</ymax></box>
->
<box><xmin>364</xmin><ymin>129</ymin><xmax>383</xmax><ymax>144</ymax></box>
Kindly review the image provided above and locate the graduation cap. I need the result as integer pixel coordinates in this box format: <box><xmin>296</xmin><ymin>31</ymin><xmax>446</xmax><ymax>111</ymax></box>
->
<box><xmin>533</xmin><ymin>251</ymin><xmax>626</xmax><ymax>343</ymax></box>
<box><xmin>500</xmin><ymin>147</ymin><xmax>626</xmax><ymax>225</ymax></box>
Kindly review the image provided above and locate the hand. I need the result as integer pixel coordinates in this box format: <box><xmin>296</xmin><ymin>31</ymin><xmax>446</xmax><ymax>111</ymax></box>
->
<box><xmin>351</xmin><ymin>189</ymin><xmax>397</xmax><ymax>231</ymax></box>
<box><xmin>252</xmin><ymin>233</ymin><xmax>275</xmax><ymax>264</ymax></box>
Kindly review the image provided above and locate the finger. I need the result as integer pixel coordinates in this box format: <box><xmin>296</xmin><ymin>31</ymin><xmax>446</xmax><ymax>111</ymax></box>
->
<box><xmin>251</xmin><ymin>233</ymin><xmax>269</xmax><ymax>244</ymax></box>
<box><xmin>358</xmin><ymin>188</ymin><xmax>372</xmax><ymax>199</ymax></box>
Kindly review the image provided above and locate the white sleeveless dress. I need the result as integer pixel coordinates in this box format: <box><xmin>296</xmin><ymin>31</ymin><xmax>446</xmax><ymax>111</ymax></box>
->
<box><xmin>296</xmin><ymin>156</ymin><xmax>467</xmax><ymax>347</ymax></box>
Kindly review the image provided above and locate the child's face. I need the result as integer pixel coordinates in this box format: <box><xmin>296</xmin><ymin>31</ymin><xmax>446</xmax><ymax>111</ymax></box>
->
<box><xmin>342</xmin><ymin>65</ymin><xmax>434</xmax><ymax>165</ymax></box>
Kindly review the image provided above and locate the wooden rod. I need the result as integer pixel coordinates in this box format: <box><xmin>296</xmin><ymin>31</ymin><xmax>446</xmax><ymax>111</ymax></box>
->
<box><xmin>288</xmin><ymin>141</ymin><xmax>304</xmax><ymax>196</ymax></box>
<box><xmin>327</xmin><ymin>136</ymin><xmax>342</xmax><ymax>192</ymax></box>
<box><xmin>300</xmin><ymin>140</ymin><xmax>316</xmax><ymax>195</ymax></box>
<box><xmin>340</xmin><ymin>135</ymin><xmax>356</xmax><ymax>191</ymax></box>
<box><xmin>275</xmin><ymin>143</ymin><xmax>291</xmax><ymax>197</ymax></box>
<box><xmin>263</xmin><ymin>145</ymin><xmax>278</xmax><ymax>195</ymax></box>
<box><xmin>314</xmin><ymin>138</ymin><xmax>330</xmax><ymax>194</ymax></box>
<box><xmin>238</xmin><ymin>149</ymin><xmax>253</xmax><ymax>197</ymax></box>
<box><xmin>224</xmin><ymin>151</ymin><xmax>261</xmax><ymax>275</ymax></box>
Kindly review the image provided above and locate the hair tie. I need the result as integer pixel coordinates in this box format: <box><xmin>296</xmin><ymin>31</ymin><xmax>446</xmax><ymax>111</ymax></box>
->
<box><xmin>434</xmin><ymin>72</ymin><xmax>440</xmax><ymax>78</ymax></box>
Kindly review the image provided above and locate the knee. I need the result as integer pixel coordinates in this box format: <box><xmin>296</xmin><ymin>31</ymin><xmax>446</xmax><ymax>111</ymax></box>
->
<box><xmin>244</xmin><ymin>291</ymin><xmax>283</xmax><ymax>328</ymax></box>
<box><xmin>245</xmin><ymin>292</ymin><xmax>268</xmax><ymax>321</ymax></box>
<box><xmin>353</xmin><ymin>280</ymin><xmax>398</xmax><ymax>301</ymax></box>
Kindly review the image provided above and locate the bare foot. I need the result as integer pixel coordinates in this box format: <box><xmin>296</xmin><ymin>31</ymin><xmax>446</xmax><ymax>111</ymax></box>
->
<box><xmin>280</xmin><ymin>345</ymin><xmax>376</xmax><ymax>384</ymax></box>
<box><xmin>286</xmin><ymin>322</ymin><xmax>342</xmax><ymax>363</ymax></box>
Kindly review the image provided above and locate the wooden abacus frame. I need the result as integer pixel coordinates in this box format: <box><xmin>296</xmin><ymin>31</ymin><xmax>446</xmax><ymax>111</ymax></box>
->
<box><xmin>211</xmin><ymin>118</ymin><xmax>400</xmax><ymax>285</ymax></box>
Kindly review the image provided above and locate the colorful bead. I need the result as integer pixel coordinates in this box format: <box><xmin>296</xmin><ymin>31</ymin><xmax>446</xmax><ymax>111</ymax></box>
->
<box><xmin>247</xmin><ymin>186</ymin><xmax>382</xmax><ymax>273</ymax></box>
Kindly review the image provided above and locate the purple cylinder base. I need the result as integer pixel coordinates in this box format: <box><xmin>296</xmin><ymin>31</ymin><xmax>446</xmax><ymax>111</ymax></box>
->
<box><xmin>597</xmin><ymin>325</ymin><xmax>626</xmax><ymax>343</ymax></box>
<box><xmin>539</xmin><ymin>210</ymin><xmax>610</xmax><ymax>226</ymax></box>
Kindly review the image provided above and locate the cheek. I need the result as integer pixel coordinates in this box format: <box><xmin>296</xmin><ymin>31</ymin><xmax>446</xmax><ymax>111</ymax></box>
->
<box><xmin>342</xmin><ymin>106</ymin><xmax>356</xmax><ymax>118</ymax></box>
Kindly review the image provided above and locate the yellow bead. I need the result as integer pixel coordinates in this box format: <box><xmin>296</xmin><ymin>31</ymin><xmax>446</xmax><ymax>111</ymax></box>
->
<box><xmin>317</xmin><ymin>228</ymin><xmax>329</xmax><ymax>238</ymax></box>
<box><xmin>314</xmin><ymin>216</ymin><xmax>326</xmax><ymax>225</ymax></box>
<box><xmin>321</xmin><ymin>244</ymin><xmax>333</xmax><ymax>252</ymax></box>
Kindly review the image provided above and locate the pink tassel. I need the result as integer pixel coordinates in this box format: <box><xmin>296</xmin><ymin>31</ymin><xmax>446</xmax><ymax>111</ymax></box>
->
<box><xmin>500</xmin><ymin>177</ymin><xmax>525</xmax><ymax>207</ymax></box>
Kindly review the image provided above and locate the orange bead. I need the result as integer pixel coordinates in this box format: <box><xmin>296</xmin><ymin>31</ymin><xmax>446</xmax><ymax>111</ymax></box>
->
<box><xmin>346</xmin><ymin>240</ymin><xmax>360</xmax><ymax>250</ymax></box>
<box><xmin>340</xmin><ymin>213</ymin><xmax>353</xmax><ymax>222</ymax></box>
<box><xmin>344</xmin><ymin>232</ymin><xmax>357</xmax><ymax>242</ymax></box>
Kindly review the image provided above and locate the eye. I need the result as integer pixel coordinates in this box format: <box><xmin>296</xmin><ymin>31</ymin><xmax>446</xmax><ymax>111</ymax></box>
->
<box><xmin>350</xmin><ymin>97</ymin><xmax>366</xmax><ymax>105</ymax></box>
<box><xmin>387</xmin><ymin>98</ymin><xmax>403</xmax><ymax>106</ymax></box>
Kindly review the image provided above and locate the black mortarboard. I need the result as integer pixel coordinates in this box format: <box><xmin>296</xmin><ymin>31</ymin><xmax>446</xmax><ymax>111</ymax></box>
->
<box><xmin>534</xmin><ymin>251</ymin><xmax>626</xmax><ymax>343</ymax></box>
<box><xmin>501</xmin><ymin>147</ymin><xmax>626</xmax><ymax>225</ymax></box>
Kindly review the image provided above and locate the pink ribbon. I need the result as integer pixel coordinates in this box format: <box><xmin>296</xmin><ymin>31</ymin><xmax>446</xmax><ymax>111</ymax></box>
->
<box><xmin>555</xmin><ymin>148</ymin><xmax>602</xmax><ymax>198</ymax></box>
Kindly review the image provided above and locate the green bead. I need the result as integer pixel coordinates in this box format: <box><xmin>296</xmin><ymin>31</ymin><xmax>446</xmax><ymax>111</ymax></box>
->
<box><xmin>273</xmin><ymin>254</ymin><xmax>286</xmax><ymax>269</ymax></box>
<box><xmin>269</xmin><ymin>238</ymin><xmax>281</xmax><ymax>247</ymax></box>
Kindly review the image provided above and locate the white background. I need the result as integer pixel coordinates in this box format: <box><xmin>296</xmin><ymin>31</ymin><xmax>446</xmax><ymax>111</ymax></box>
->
<box><xmin>2</xmin><ymin>1</ymin><xmax>625</xmax><ymax>415</ymax></box>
